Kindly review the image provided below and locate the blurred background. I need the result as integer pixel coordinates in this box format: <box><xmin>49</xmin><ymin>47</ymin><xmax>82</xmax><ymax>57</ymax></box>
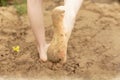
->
<box><xmin>0</xmin><ymin>0</ymin><xmax>120</xmax><ymax>6</ymax></box>
<box><xmin>0</xmin><ymin>0</ymin><xmax>27</xmax><ymax>15</ymax></box>
<box><xmin>0</xmin><ymin>0</ymin><xmax>120</xmax><ymax>15</ymax></box>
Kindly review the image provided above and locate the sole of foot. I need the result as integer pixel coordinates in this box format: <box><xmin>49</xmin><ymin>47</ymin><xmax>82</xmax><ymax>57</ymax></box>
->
<box><xmin>47</xmin><ymin>6</ymin><xmax>68</xmax><ymax>64</ymax></box>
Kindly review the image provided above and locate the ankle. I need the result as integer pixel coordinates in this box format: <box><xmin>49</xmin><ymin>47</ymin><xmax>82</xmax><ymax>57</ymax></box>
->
<box><xmin>38</xmin><ymin>43</ymin><xmax>49</xmax><ymax>50</ymax></box>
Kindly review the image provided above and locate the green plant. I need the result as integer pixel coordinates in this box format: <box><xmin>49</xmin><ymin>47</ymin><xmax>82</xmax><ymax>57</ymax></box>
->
<box><xmin>0</xmin><ymin>0</ymin><xmax>27</xmax><ymax>15</ymax></box>
<box><xmin>14</xmin><ymin>0</ymin><xmax>27</xmax><ymax>15</ymax></box>
<box><xmin>0</xmin><ymin>0</ymin><xmax>7</xmax><ymax>6</ymax></box>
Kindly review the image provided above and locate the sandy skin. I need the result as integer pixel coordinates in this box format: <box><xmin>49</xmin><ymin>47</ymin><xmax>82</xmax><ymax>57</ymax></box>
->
<box><xmin>47</xmin><ymin>6</ymin><xmax>68</xmax><ymax>63</ymax></box>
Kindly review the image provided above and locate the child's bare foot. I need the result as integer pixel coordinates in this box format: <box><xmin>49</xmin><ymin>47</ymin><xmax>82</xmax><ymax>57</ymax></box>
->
<box><xmin>47</xmin><ymin>6</ymin><xmax>68</xmax><ymax>63</ymax></box>
<box><xmin>38</xmin><ymin>44</ymin><xmax>49</xmax><ymax>62</ymax></box>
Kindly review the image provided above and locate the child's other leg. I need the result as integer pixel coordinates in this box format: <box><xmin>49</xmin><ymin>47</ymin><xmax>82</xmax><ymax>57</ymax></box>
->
<box><xmin>47</xmin><ymin>0</ymin><xmax>83</xmax><ymax>63</ymax></box>
<box><xmin>64</xmin><ymin>0</ymin><xmax>83</xmax><ymax>41</ymax></box>
<box><xmin>27</xmin><ymin>0</ymin><xmax>48</xmax><ymax>61</ymax></box>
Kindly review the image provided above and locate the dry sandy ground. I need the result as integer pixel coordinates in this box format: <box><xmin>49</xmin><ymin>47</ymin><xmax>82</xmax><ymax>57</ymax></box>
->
<box><xmin>0</xmin><ymin>0</ymin><xmax>120</xmax><ymax>80</ymax></box>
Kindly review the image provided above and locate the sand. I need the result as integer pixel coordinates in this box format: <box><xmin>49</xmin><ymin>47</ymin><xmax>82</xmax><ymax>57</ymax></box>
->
<box><xmin>0</xmin><ymin>0</ymin><xmax>120</xmax><ymax>80</ymax></box>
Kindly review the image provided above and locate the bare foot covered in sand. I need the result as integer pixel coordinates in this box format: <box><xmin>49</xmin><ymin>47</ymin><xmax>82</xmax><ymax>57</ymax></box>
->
<box><xmin>47</xmin><ymin>6</ymin><xmax>68</xmax><ymax>63</ymax></box>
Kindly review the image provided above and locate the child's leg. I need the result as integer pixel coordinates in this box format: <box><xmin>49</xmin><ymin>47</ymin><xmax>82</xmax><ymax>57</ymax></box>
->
<box><xmin>64</xmin><ymin>0</ymin><xmax>83</xmax><ymax>40</ymax></box>
<box><xmin>47</xmin><ymin>0</ymin><xmax>83</xmax><ymax>63</ymax></box>
<box><xmin>27</xmin><ymin>0</ymin><xmax>48</xmax><ymax>61</ymax></box>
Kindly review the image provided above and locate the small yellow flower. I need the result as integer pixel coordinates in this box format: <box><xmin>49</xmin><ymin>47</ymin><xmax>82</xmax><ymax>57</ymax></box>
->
<box><xmin>12</xmin><ymin>46</ymin><xmax>20</xmax><ymax>52</ymax></box>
